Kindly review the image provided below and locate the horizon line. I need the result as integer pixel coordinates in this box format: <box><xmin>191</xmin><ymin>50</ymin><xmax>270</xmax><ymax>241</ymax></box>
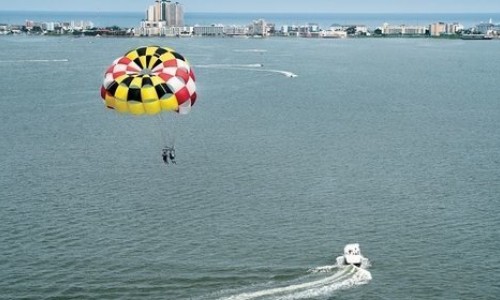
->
<box><xmin>2</xmin><ymin>9</ymin><xmax>500</xmax><ymax>14</ymax></box>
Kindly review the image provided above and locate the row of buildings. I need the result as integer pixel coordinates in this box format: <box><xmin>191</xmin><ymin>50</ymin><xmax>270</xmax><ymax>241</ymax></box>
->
<box><xmin>137</xmin><ymin>19</ymin><xmax>499</xmax><ymax>38</ymax></box>
<box><xmin>1</xmin><ymin>0</ymin><xmax>499</xmax><ymax>38</ymax></box>
<box><xmin>0</xmin><ymin>20</ymin><xmax>97</xmax><ymax>35</ymax></box>
<box><xmin>136</xmin><ymin>1</ymin><xmax>499</xmax><ymax>38</ymax></box>
<box><xmin>3</xmin><ymin>19</ymin><xmax>498</xmax><ymax>38</ymax></box>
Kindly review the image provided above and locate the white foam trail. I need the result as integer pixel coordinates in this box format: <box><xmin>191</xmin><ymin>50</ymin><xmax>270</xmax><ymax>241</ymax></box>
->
<box><xmin>234</xmin><ymin>49</ymin><xmax>268</xmax><ymax>53</ymax></box>
<box><xmin>308</xmin><ymin>265</ymin><xmax>338</xmax><ymax>273</ymax></box>
<box><xmin>196</xmin><ymin>64</ymin><xmax>298</xmax><ymax>78</ymax></box>
<box><xmin>0</xmin><ymin>59</ymin><xmax>69</xmax><ymax>63</ymax></box>
<box><xmin>280</xmin><ymin>268</ymin><xmax>372</xmax><ymax>300</ymax></box>
<box><xmin>196</xmin><ymin>63</ymin><xmax>263</xmax><ymax>68</ymax></box>
<box><xmin>267</xmin><ymin>69</ymin><xmax>298</xmax><ymax>78</ymax></box>
<box><xmin>220</xmin><ymin>265</ymin><xmax>371</xmax><ymax>300</ymax></box>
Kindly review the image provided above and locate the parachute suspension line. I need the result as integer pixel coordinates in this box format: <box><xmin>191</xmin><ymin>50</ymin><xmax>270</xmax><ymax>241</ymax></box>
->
<box><xmin>156</xmin><ymin>114</ymin><xmax>176</xmax><ymax>149</ymax></box>
<box><xmin>168</xmin><ymin>114</ymin><xmax>178</xmax><ymax>148</ymax></box>
<box><xmin>156</xmin><ymin>114</ymin><xmax>169</xmax><ymax>148</ymax></box>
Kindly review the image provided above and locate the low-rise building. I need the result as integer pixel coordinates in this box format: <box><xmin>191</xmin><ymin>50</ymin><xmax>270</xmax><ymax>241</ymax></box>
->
<box><xmin>138</xmin><ymin>20</ymin><xmax>165</xmax><ymax>36</ymax></box>
<box><xmin>0</xmin><ymin>24</ymin><xmax>8</xmax><ymax>35</ymax></box>
<box><xmin>476</xmin><ymin>19</ymin><xmax>495</xmax><ymax>34</ymax></box>
<box><xmin>224</xmin><ymin>25</ymin><xmax>249</xmax><ymax>37</ymax></box>
<box><xmin>279</xmin><ymin>25</ymin><xmax>299</xmax><ymax>36</ymax></box>
<box><xmin>381</xmin><ymin>23</ymin><xmax>427</xmax><ymax>35</ymax></box>
<box><xmin>193</xmin><ymin>24</ymin><xmax>224</xmax><ymax>36</ymax></box>
<box><xmin>321</xmin><ymin>30</ymin><xmax>347</xmax><ymax>38</ymax></box>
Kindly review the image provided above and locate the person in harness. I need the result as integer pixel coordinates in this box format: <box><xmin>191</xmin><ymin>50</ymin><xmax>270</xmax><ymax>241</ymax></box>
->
<box><xmin>162</xmin><ymin>146</ymin><xmax>176</xmax><ymax>165</ymax></box>
<box><xmin>162</xmin><ymin>148</ymin><xmax>169</xmax><ymax>164</ymax></box>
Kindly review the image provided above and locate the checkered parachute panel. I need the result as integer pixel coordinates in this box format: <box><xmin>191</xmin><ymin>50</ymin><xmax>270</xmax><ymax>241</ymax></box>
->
<box><xmin>100</xmin><ymin>45</ymin><xmax>197</xmax><ymax>115</ymax></box>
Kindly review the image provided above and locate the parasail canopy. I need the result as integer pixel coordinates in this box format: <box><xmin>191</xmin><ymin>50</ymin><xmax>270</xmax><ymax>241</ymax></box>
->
<box><xmin>100</xmin><ymin>45</ymin><xmax>197</xmax><ymax>115</ymax></box>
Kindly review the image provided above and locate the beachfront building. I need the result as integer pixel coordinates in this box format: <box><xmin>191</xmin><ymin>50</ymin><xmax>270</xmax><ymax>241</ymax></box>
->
<box><xmin>430</xmin><ymin>22</ymin><xmax>463</xmax><ymax>36</ymax></box>
<box><xmin>330</xmin><ymin>24</ymin><xmax>368</xmax><ymax>36</ymax></box>
<box><xmin>476</xmin><ymin>19</ymin><xmax>496</xmax><ymax>34</ymax></box>
<box><xmin>138</xmin><ymin>21</ymin><xmax>191</xmax><ymax>36</ymax></box>
<box><xmin>447</xmin><ymin>22</ymin><xmax>464</xmax><ymax>34</ymax></box>
<box><xmin>224</xmin><ymin>25</ymin><xmax>249</xmax><ymax>37</ymax></box>
<box><xmin>145</xmin><ymin>0</ymin><xmax>184</xmax><ymax>26</ymax></box>
<box><xmin>139</xmin><ymin>0</ymin><xmax>184</xmax><ymax>36</ymax></box>
<box><xmin>0</xmin><ymin>24</ymin><xmax>8</xmax><ymax>34</ymax></box>
<box><xmin>278</xmin><ymin>23</ymin><xmax>323</xmax><ymax>38</ymax></box>
<box><xmin>139</xmin><ymin>21</ymin><xmax>164</xmax><ymax>36</ymax></box>
<box><xmin>381</xmin><ymin>23</ymin><xmax>427</xmax><ymax>35</ymax></box>
<box><xmin>44</xmin><ymin>22</ymin><xmax>56</xmax><ymax>31</ymax></box>
<box><xmin>279</xmin><ymin>25</ymin><xmax>299</xmax><ymax>36</ymax></box>
<box><xmin>14</xmin><ymin>19</ymin><xmax>95</xmax><ymax>34</ymax></box>
<box><xmin>430</xmin><ymin>22</ymin><xmax>446</xmax><ymax>36</ymax></box>
<box><xmin>70</xmin><ymin>20</ymin><xmax>95</xmax><ymax>31</ymax></box>
<box><xmin>162</xmin><ymin>26</ymin><xmax>193</xmax><ymax>36</ymax></box>
<box><xmin>164</xmin><ymin>1</ymin><xmax>184</xmax><ymax>26</ymax></box>
<box><xmin>351</xmin><ymin>25</ymin><xmax>369</xmax><ymax>35</ymax></box>
<box><xmin>193</xmin><ymin>24</ymin><xmax>224</xmax><ymax>36</ymax></box>
<box><xmin>283</xmin><ymin>23</ymin><xmax>317</xmax><ymax>37</ymax></box>
<box><xmin>321</xmin><ymin>29</ymin><xmax>347</xmax><ymax>38</ymax></box>
<box><xmin>251</xmin><ymin>19</ymin><xmax>269</xmax><ymax>37</ymax></box>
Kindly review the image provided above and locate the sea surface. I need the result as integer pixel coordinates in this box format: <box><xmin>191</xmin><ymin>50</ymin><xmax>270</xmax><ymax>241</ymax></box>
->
<box><xmin>0</xmin><ymin>33</ymin><xmax>499</xmax><ymax>299</ymax></box>
<box><xmin>1</xmin><ymin>11</ymin><xmax>500</xmax><ymax>29</ymax></box>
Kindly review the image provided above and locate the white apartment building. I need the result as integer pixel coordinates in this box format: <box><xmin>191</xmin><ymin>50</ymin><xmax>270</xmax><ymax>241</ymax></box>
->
<box><xmin>447</xmin><ymin>23</ymin><xmax>464</xmax><ymax>34</ymax></box>
<box><xmin>252</xmin><ymin>19</ymin><xmax>268</xmax><ymax>36</ymax></box>
<box><xmin>193</xmin><ymin>24</ymin><xmax>224</xmax><ymax>36</ymax></box>
<box><xmin>321</xmin><ymin>30</ymin><xmax>347</xmax><ymax>38</ymax></box>
<box><xmin>381</xmin><ymin>23</ymin><xmax>427</xmax><ymax>35</ymax></box>
<box><xmin>0</xmin><ymin>24</ymin><xmax>8</xmax><ymax>34</ymax></box>
<box><xmin>139</xmin><ymin>20</ymin><xmax>164</xmax><ymax>36</ymax></box>
<box><xmin>44</xmin><ymin>22</ymin><xmax>55</xmax><ymax>31</ymax></box>
<box><xmin>224</xmin><ymin>25</ymin><xmax>249</xmax><ymax>36</ymax></box>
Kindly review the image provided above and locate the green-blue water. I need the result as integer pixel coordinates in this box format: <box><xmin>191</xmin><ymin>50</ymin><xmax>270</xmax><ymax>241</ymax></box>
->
<box><xmin>0</xmin><ymin>35</ymin><xmax>499</xmax><ymax>299</ymax></box>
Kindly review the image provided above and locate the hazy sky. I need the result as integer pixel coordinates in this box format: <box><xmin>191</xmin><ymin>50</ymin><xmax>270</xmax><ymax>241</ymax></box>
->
<box><xmin>4</xmin><ymin>0</ymin><xmax>500</xmax><ymax>13</ymax></box>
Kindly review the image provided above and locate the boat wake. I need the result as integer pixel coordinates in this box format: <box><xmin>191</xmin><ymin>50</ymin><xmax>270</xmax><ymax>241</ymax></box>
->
<box><xmin>196</xmin><ymin>64</ymin><xmax>298</xmax><ymax>78</ymax></box>
<box><xmin>233</xmin><ymin>49</ymin><xmax>268</xmax><ymax>53</ymax></box>
<box><xmin>216</xmin><ymin>264</ymin><xmax>371</xmax><ymax>300</ymax></box>
<box><xmin>266</xmin><ymin>70</ymin><xmax>298</xmax><ymax>78</ymax></box>
<box><xmin>196</xmin><ymin>63</ymin><xmax>264</xmax><ymax>68</ymax></box>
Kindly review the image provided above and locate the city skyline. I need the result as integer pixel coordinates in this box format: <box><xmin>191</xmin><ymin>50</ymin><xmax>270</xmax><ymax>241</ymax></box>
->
<box><xmin>3</xmin><ymin>0</ymin><xmax>500</xmax><ymax>13</ymax></box>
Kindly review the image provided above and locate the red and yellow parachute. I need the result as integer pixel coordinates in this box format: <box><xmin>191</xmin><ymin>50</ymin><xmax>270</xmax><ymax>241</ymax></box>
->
<box><xmin>100</xmin><ymin>45</ymin><xmax>197</xmax><ymax>115</ymax></box>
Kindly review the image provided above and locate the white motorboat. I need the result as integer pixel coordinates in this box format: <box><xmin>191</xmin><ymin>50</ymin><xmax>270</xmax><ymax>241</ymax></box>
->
<box><xmin>336</xmin><ymin>243</ymin><xmax>367</xmax><ymax>268</ymax></box>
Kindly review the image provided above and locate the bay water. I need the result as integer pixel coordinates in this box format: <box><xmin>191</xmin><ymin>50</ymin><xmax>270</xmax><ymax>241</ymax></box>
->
<box><xmin>0</xmin><ymin>33</ymin><xmax>499</xmax><ymax>299</ymax></box>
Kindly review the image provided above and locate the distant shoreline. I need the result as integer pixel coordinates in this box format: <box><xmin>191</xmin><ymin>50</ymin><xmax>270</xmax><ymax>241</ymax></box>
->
<box><xmin>1</xmin><ymin>11</ymin><xmax>498</xmax><ymax>39</ymax></box>
<box><xmin>1</xmin><ymin>11</ymin><xmax>499</xmax><ymax>28</ymax></box>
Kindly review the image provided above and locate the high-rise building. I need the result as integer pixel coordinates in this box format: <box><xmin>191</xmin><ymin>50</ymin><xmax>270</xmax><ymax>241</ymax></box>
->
<box><xmin>146</xmin><ymin>1</ymin><xmax>161</xmax><ymax>22</ymax></box>
<box><xmin>162</xmin><ymin>0</ymin><xmax>184</xmax><ymax>27</ymax></box>
<box><xmin>145</xmin><ymin>0</ymin><xmax>184</xmax><ymax>26</ymax></box>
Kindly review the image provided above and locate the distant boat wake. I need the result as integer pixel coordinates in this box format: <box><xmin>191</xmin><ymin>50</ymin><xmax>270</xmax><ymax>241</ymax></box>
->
<box><xmin>233</xmin><ymin>49</ymin><xmax>268</xmax><ymax>53</ymax></box>
<box><xmin>196</xmin><ymin>63</ymin><xmax>298</xmax><ymax>78</ymax></box>
<box><xmin>0</xmin><ymin>59</ymin><xmax>69</xmax><ymax>63</ymax></box>
<box><xmin>216</xmin><ymin>264</ymin><xmax>372</xmax><ymax>300</ymax></box>
<box><xmin>197</xmin><ymin>63</ymin><xmax>264</xmax><ymax>68</ymax></box>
